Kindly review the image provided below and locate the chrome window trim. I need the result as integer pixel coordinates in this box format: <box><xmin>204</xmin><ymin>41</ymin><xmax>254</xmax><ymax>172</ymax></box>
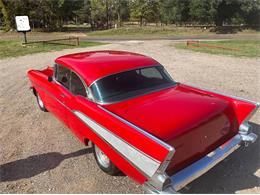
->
<box><xmin>88</xmin><ymin>64</ymin><xmax>164</xmax><ymax>88</ymax></box>
<box><xmin>94</xmin><ymin>83</ymin><xmax>178</xmax><ymax>105</ymax></box>
<box><xmin>53</xmin><ymin>63</ymin><xmax>95</xmax><ymax>102</ymax></box>
<box><xmin>89</xmin><ymin>65</ymin><xmax>176</xmax><ymax>105</ymax></box>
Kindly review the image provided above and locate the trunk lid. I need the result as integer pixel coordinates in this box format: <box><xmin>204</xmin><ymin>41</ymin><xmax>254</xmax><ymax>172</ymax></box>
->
<box><xmin>103</xmin><ymin>84</ymin><xmax>238</xmax><ymax>174</ymax></box>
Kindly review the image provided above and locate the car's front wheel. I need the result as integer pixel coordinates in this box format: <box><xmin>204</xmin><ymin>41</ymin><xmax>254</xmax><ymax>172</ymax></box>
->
<box><xmin>36</xmin><ymin>92</ymin><xmax>48</xmax><ymax>112</ymax></box>
<box><xmin>93</xmin><ymin>144</ymin><xmax>120</xmax><ymax>175</ymax></box>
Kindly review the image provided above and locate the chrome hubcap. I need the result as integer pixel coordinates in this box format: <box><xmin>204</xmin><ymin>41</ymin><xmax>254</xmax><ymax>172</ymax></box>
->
<box><xmin>95</xmin><ymin>145</ymin><xmax>110</xmax><ymax>168</ymax></box>
<box><xmin>37</xmin><ymin>94</ymin><xmax>44</xmax><ymax>108</ymax></box>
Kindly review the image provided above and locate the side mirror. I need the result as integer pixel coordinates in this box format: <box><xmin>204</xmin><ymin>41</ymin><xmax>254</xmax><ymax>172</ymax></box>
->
<box><xmin>48</xmin><ymin>76</ymin><xmax>53</xmax><ymax>82</ymax></box>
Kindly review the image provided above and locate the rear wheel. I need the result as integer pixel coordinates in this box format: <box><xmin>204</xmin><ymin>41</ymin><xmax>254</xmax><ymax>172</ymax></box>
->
<box><xmin>93</xmin><ymin>144</ymin><xmax>120</xmax><ymax>175</ymax></box>
<box><xmin>36</xmin><ymin>92</ymin><xmax>48</xmax><ymax>112</ymax></box>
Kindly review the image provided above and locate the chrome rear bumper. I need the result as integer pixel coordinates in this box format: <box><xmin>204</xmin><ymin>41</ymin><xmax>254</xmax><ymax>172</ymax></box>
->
<box><xmin>145</xmin><ymin>132</ymin><xmax>257</xmax><ymax>194</ymax></box>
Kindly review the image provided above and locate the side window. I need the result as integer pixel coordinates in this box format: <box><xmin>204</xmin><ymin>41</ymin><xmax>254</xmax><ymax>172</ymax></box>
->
<box><xmin>70</xmin><ymin>72</ymin><xmax>87</xmax><ymax>97</ymax></box>
<box><xmin>56</xmin><ymin>65</ymin><xmax>70</xmax><ymax>89</ymax></box>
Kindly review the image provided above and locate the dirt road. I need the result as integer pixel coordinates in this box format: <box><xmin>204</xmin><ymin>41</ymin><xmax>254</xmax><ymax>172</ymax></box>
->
<box><xmin>0</xmin><ymin>40</ymin><xmax>259</xmax><ymax>193</ymax></box>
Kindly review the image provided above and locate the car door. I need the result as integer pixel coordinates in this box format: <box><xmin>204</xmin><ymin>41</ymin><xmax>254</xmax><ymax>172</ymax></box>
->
<box><xmin>63</xmin><ymin>71</ymin><xmax>94</xmax><ymax>140</ymax></box>
<box><xmin>44</xmin><ymin>64</ymin><xmax>71</xmax><ymax>127</ymax></box>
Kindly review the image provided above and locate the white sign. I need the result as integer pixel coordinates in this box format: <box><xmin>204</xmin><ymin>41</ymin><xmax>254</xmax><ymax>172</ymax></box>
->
<box><xmin>15</xmin><ymin>16</ymin><xmax>31</xmax><ymax>32</ymax></box>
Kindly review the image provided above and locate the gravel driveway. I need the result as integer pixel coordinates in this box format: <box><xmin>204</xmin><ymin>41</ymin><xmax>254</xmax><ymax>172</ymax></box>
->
<box><xmin>0</xmin><ymin>40</ymin><xmax>259</xmax><ymax>193</ymax></box>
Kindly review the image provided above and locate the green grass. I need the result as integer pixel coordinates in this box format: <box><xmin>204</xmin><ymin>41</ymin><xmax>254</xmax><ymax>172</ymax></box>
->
<box><xmin>87</xmin><ymin>26</ymin><xmax>213</xmax><ymax>38</ymax></box>
<box><xmin>87</xmin><ymin>26</ymin><xmax>260</xmax><ymax>38</ymax></box>
<box><xmin>173</xmin><ymin>40</ymin><xmax>260</xmax><ymax>58</ymax></box>
<box><xmin>0</xmin><ymin>40</ymin><xmax>105</xmax><ymax>59</ymax></box>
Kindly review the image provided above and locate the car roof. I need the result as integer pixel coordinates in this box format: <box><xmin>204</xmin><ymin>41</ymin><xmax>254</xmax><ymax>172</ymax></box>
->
<box><xmin>55</xmin><ymin>50</ymin><xmax>159</xmax><ymax>86</ymax></box>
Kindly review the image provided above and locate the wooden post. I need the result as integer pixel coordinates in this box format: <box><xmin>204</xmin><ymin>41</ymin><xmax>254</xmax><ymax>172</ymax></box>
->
<box><xmin>76</xmin><ymin>37</ymin><xmax>79</xmax><ymax>46</ymax></box>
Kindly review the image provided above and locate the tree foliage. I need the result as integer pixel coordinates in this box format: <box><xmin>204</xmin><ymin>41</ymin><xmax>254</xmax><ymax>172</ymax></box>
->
<box><xmin>0</xmin><ymin>0</ymin><xmax>11</xmax><ymax>31</ymax></box>
<box><xmin>0</xmin><ymin>0</ymin><xmax>259</xmax><ymax>31</ymax></box>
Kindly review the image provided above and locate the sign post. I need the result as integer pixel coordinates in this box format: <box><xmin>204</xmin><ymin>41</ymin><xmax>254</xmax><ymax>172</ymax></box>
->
<box><xmin>15</xmin><ymin>16</ymin><xmax>31</xmax><ymax>44</ymax></box>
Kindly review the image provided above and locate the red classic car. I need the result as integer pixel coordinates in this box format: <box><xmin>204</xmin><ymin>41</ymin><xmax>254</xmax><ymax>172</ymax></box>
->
<box><xmin>27</xmin><ymin>51</ymin><xmax>259</xmax><ymax>193</ymax></box>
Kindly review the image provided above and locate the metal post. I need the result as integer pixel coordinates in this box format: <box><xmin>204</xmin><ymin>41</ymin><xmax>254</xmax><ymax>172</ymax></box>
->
<box><xmin>23</xmin><ymin>32</ymin><xmax>27</xmax><ymax>44</ymax></box>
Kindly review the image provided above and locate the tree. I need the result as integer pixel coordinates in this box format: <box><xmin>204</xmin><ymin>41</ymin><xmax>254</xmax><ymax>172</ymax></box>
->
<box><xmin>0</xmin><ymin>0</ymin><xmax>11</xmax><ymax>31</ymax></box>
<box><xmin>240</xmin><ymin>0</ymin><xmax>260</xmax><ymax>26</ymax></box>
<box><xmin>114</xmin><ymin>0</ymin><xmax>130</xmax><ymax>27</ymax></box>
<box><xmin>0</xmin><ymin>0</ymin><xmax>259</xmax><ymax>31</ymax></box>
<box><xmin>211</xmin><ymin>0</ymin><xmax>242</xmax><ymax>26</ymax></box>
<box><xmin>90</xmin><ymin>0</ymin><xmax>108</xmax><ymax>29</ymax></box>
<box><xmin>159</xmin><ymin>0</ymin><xmax>191</xmax><ymax>25</ymax></box>
<box><xmin>189</xmin><ymin>0</ymin><xmax>213</xmax><ymax>25</ymax></box>
<box><xmin>130</xmin><ymin>0</ymin><xmax>160</xmax><ymax>26</ymax></box>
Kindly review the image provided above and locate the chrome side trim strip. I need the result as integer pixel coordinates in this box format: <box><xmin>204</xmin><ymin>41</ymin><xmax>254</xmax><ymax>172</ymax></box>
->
<box><xmin>99</xmin><ymin>106</ymin><xmax>175</xmax><ymax>191</ymax></box>
<box><xmin>73</xmin><ymin>110</ymin><xmax>161</xmax><ymax>177</ymax></box>
<box><xmin>98</xmin><ymin>106</ymin><xmax>174</xmax><ymax>151</ymax></box>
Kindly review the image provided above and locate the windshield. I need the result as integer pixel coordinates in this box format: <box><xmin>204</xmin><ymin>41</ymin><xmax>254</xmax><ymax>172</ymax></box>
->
<box><xmin>90</xmin><ymin>66</ymin><xmax>176</xmax><ymax>103</ymax></box>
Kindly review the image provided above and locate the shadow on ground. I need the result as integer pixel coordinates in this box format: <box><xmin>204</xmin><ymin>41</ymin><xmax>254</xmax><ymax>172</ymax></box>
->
<box><xmin>0</xmin><ymin>148</ymin><xmax>92</xmax><ymax>182</ymax></box>
<box><xmin>181</xmin><ymin>122</ymin><xmax>260</xmax><ymax>193</ymax></box>
<box><xmin>1</xmin><ymin>123</ymin><xmax>259</xmax><ymax>193</ymax></box>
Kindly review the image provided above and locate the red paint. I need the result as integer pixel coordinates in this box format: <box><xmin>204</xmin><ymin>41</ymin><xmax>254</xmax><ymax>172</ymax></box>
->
<box><xmin>27</xmin><ymin>51</ymin><xmax>257</xmax><ymax>185</ymax></box>
<box><xmin>103</xmin><ymin>84</ymin><xmax>240</xmax><ymax>174</ymax></box>
<box><xmin>55</xmin><ymin>50</ymin><xmax>158</xmax><ymax>86</ymax></box>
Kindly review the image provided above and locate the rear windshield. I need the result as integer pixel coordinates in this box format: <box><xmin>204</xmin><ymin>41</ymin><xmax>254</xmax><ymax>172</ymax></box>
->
<box><xmin>90</xmin><ymin>66</ymin><xmax>176</xmax><ymax>103</ymax></box>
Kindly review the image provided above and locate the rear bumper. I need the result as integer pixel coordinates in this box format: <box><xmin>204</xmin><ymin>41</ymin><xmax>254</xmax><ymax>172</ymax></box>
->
<box><xmin>145</xmin><ymin>132</ymin><xmax>257</xmax><ymax>194</ymax></box>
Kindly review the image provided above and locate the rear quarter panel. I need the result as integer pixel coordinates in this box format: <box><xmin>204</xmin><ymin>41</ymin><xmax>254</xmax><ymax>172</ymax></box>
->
<box><xmin>182</xmin><ymin>84</ymin><xmax>259</xmax><ymax>126</ymax></box>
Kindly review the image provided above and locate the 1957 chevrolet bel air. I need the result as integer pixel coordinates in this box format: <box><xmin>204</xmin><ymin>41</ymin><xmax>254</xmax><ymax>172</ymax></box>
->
<box><xmin>27</xmin><ymin>51</ymin><xmax>259</xmax><ymax>193</ymax></box>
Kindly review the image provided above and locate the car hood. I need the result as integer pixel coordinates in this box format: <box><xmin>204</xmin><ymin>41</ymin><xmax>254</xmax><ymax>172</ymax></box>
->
<box><xmin>102</xmin><ymin>84</ymin><xmax>229</xmax><ymax>141</ymax></box>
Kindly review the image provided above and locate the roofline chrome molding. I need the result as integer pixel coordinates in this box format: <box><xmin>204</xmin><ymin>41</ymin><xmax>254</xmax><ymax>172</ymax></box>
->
<box><xmin>99</xmin><ymin>106</ymin><xmax>175</xmax><ymax>192</ymax></box>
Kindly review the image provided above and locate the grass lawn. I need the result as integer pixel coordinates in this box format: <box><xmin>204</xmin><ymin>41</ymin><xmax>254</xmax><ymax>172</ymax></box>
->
<box><xmin>87</xmin><ymin>26</ymin><xmax>260</xmax><ymax>38</ymax></box>
<box><xmin>173</xmin><ymin>40</ymin><xmax>260</xmax><ymax>58</ymax></box>
<box><xmin>87</xmin><ymin>26</ymin><xmax>213</xmax><ymax>38</ymax></box>
<box><xmin>0</xmin><ymin>40</ymin><xmax>105</xmax><ymax>59</ymax></box>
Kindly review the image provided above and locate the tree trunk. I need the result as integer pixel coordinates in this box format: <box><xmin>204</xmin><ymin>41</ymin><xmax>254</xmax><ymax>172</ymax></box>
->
<box><xmin>140</xmin><ymin>16</ymin><xmax>143</xmax><ymax>27</ymax></box>
<box><xmin>0</xmin><ymin>0</ymin><xmax>11</xmax><ymax>31</ymax></box>
<box><xmin>215</xmin><ymin>18</ymin><xmax>223</xmax><ymax>26</ymax></box>
<box><xmin>105</xmin><ymin>0</ymin><xmax>109</xmax><ymax>29</ymax></box>
<box><xmin>116</xmin><ymin>0</ymin><xmax>121</xmax><ymax>27</ymax></box>
<box><xmin>117</xmin><ymin>9</ymin><xmax>121</xmax><ymax>27</ymax></box>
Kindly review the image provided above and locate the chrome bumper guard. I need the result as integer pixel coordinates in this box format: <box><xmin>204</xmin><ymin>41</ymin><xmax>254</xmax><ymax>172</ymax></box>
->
<box><xmin>145</xmin><ymin>132</ymin><xmax>257</xmax><ymax>194</ymax></box>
